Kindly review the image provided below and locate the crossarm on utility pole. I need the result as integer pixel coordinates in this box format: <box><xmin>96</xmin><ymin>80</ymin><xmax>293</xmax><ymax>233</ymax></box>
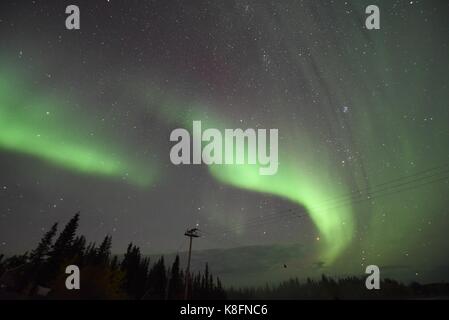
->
<box><xmin>184</xmin><ymin>228</ymin><xmax>200</xmax><ymax>300</ymax></box>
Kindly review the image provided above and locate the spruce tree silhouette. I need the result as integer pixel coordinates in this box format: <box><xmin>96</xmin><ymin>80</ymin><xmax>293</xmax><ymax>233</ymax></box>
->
<box><xmin>96</xmin><ymin>235</ymin><xmax>112</xmax><ymax>265</ymax></box>
<box><xmin>52</xmin><ymin>213</ymin><xmax>80</xmax><ymax>257</ymax></box>
<box><xmin>121</xmin><ymin>243</ymin><xmax>149</xmax><ymax>298</ymax></box>
<box><xmin>29</xmin><ymin>223</ymin><xmax>58</xmax><ymax>266</ymax></box>
<box><xmin>45</xmin><ymin>212</ymin><xmax>80</xmax><ymax>284</ymax></box>
<box><xmin>27</xmin><ymin>222</ymin><xmax>58</xmax><ymax>288</ymax></box>
<box><xmin>168</xmin><ymin>255</ymin><xmax>182</xmax><ymax>299</ymax></box>
<box><xmin>146</xmin><ymin>257</ymin><xmax>167</xmax><ymax>300</ymax></box>
<box><xmin>71</xmin><ymin>235</ymin><xmax>87</xmax><ymax>265</ymax></box>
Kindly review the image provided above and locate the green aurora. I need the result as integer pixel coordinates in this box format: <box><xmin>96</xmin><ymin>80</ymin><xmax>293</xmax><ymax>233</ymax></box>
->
<box><xmin>134</xmin><ymin>0</ymin><xmax>449</xmax><ymax>269</ymax></box>
<box><xmin>0</xmin><ymin>0</ymin><xmax>448</xmax><ymax>280</ymax></box>
<box><xmin>0</xmin><ymin>68</ymin><xmax>156</xmax><ymax>187</ymax></box>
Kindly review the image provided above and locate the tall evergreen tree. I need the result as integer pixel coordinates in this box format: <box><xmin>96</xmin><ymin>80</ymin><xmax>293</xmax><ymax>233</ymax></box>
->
<box><xmin>168</xmin><ymin>255</ymin><xmax>182</xmax><ymax>299</ymax></box>
<box><xmin>29</xmin><ymin>223</ymin><xmax>58</xmax><ymax>265</ymax></box>
<box><xmin>45</xmin><ymin>213</ymin><xmax>80</xmax><ymax>282</ymax></box>
<box><xmin>146</xmin><ymin>257</ymin><xmax>167</xmax><ymax>300</ymax></box>
<box><xmin>121</xmin><ymin>243</ymin><xmax>148</xmax><ymax>298</ymax></box>
<box><xmin>96</xmin><ymin>235</ymin><xmax>112</xmax><ymax>265</ymax></box>
<box><xmin>69</xmin><ymin>235</ymin><xmax>87</xmax><ymax>266</ymax></box>
<box><xmin>26</xmin><ymin>222</ymin><xmax>58</xmax><ymax>287</ymax></box>
<box><xmin>52</xmin><ymin>212</ymin><xmax>80</xmax><ymax>259</ymax></box>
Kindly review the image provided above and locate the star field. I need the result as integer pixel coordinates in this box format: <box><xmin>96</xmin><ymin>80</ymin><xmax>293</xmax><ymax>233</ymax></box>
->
<box><xmin>0</xmin><ymin>0</ymin><xmax>448</xmax><ymax>283</ymax></box>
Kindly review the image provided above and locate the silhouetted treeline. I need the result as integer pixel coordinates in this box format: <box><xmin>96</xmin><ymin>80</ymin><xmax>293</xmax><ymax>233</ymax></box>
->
<box><xmin>227</xmin><ymin>274</ymin><xmax>449</xmax><ymax>300</ymax></box>
<box><xmin>2</xmin><ymin>214</ymin><xmax>449</xmax><ymax>300</ymax></box>
<box><xmin>0</xmin><ymin>213</ymin><xmax>226</xmax><ymax>300</ymax></box>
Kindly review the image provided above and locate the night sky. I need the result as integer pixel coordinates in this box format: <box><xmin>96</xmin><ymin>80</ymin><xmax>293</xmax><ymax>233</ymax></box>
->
<box><xmin>1</xmin><ymin>0</ymin><xmax>448</xmax><ymax>284</ymax></box>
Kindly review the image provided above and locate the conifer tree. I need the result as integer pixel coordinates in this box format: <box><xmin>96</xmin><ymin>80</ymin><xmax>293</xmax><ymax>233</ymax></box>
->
<box><xmin>168</xmin><ymin>255</ymin><xmax>182</xmax><ymax>299</ymax></box>
<box><xmin>97</xmin><ymin>235</ymin><xmax>112</xmax><ymax>265</ymax></box>
<box><xmin>29</xmin><ymin>223</ymin><xmax>58</xmax><ymax>265</ymax></box>
<box><xmin>51</xmin><ymin>213</ymin><xmax>80</xmax><ymax>259</ymax></box>
<box><xmin>45</xmin><ymin>213</ymin><xmax>80</xmax><ymax>282</ymax></box>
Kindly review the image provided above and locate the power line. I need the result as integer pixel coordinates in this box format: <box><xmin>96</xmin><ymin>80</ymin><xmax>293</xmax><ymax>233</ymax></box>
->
<box><xmin>313</xmin><ymin>162</ymin><xmax>449</xmax><ymax>207</ymax></box>
<box><xmin>204</xmin><ymin>163</ymin><xmax>449</xmax><ymax>238</ymax></box>
<box><xmin>201</xmin><ymin>163</ymin><xmax>449</xmax><ymax>245</ymax></box>
<box><xmin>230</xmin><ymin>163</ymin><xmax>449</xmax><ymax>231</ymax></box>
<box><xmin>307</xmin><ymin>167</ymin><xmax>449</xmax><ymax>212</ymax></box>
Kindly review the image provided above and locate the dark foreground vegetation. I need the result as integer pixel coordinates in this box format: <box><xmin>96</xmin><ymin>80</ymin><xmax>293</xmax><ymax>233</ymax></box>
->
<box><xmin>227</xmin><ymin>276</ymin><xmax>449</xmax><ymax>300</ymax></box>
<box><xmin>0</xmin><ymin>213</ymin><xmax>225</xmax><ymax>299</ymax></box>
<box><xmin>1</xmin><ymin>213</ymin><xmax>448</xmax><ymax>300</ymax></box>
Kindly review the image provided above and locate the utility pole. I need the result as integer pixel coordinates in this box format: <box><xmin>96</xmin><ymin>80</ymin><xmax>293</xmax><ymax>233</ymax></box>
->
<box><xmin>184</xmin><ymin>228</ymin><xmax>200</xmax><ymax>300</ymax></box>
